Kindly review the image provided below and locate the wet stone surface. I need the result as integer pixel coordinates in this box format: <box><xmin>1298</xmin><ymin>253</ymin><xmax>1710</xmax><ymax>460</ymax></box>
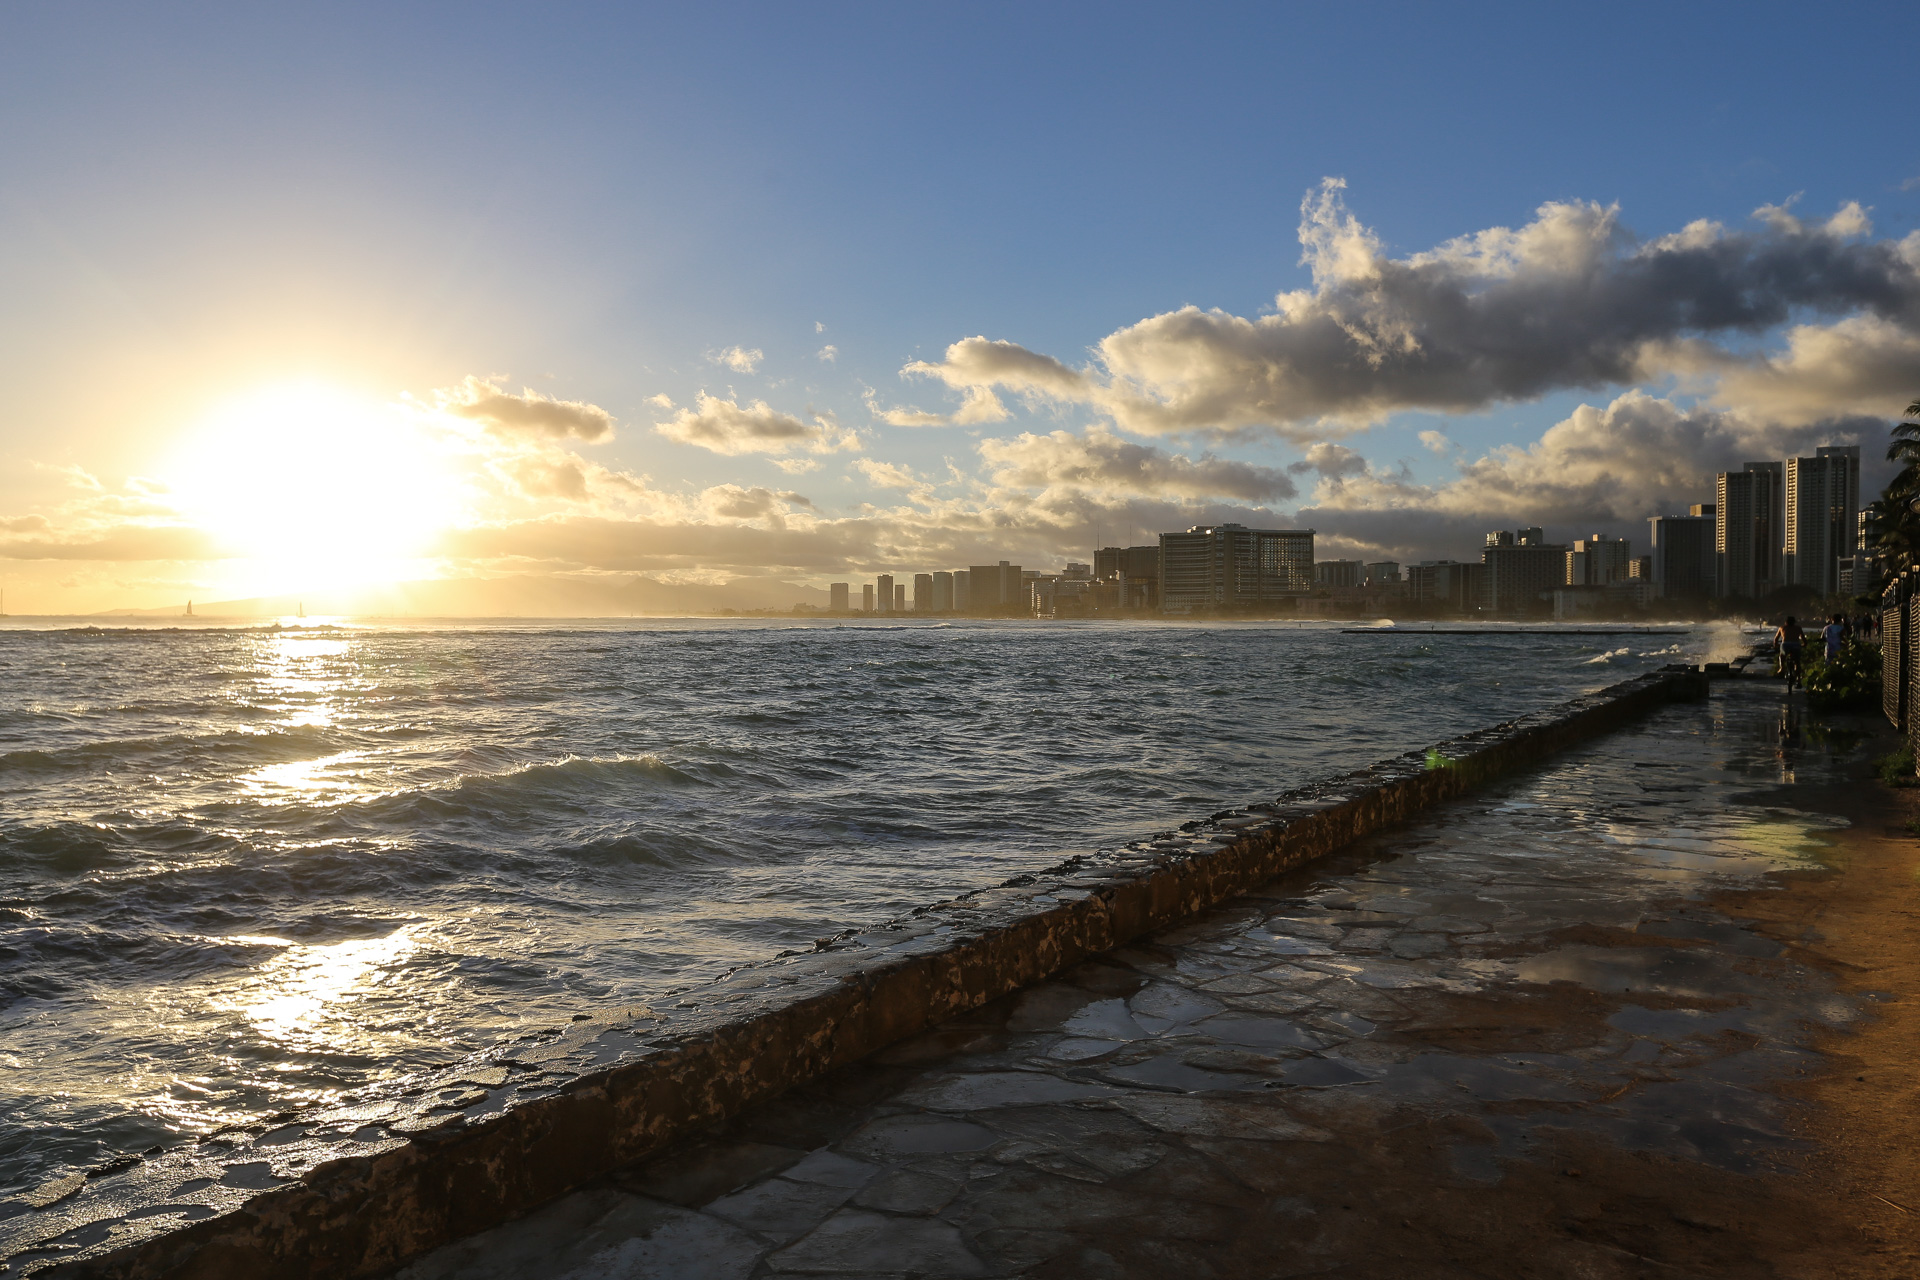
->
<box><xmin>399</xmin><ymin>682</ymin><xmax>1866</xmax><ymax>1279</ymax></box>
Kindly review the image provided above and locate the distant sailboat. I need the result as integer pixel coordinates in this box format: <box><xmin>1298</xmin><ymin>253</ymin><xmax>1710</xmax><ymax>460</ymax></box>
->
<box><xmin>184</xmin><ymin>600</ymin><xmax>193</xmax><ymax>617</ymax></box>
<box><xmin>297</xmin><ymin>601</ymin><xmax>305</xmax><ymax>619</ymax></box>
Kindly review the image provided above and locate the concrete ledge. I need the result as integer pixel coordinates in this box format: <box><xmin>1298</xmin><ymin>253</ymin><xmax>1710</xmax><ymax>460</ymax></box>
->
<box><xmin>2</xmin><ymin>668</ymin><xmax>1708</xmax><ymax>1279</ymax></box>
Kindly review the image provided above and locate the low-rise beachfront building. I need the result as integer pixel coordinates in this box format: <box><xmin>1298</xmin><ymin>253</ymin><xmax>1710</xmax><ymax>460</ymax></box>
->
<box><xmin>1314</xmin><ymin>559</ymin><xmax>1365</xmax><ymax>588</ymax></box>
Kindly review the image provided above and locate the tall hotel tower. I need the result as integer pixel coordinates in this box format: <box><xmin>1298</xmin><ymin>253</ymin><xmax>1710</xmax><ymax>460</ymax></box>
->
<box><xmin>1715</xmin><ymin>462</ymin><xmax>1783</xmax><ymax>599</ymax></box>
<box><xmin>1783</xmin><ymin>446</ymin><xmax>1861</xmax><ymax>597</ymax></box>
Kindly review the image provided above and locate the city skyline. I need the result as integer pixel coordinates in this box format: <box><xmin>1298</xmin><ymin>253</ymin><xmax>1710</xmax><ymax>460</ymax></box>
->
<box><xmin>3</xmin><ymin>4</ymin><xmax>1919</xmax><ymax>614</ymax></box>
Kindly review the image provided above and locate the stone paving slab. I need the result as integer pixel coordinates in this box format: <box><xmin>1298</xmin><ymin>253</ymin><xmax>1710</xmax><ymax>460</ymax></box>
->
<box><xmin>398</xmin><ymin>681</ymin><xmax>1882</xmax><ymax>1279</ymax></box>
<box><xmin>2</xmin><ymin>672</ymin><xmax>1706</xmax><ymax>1278</ymax></box>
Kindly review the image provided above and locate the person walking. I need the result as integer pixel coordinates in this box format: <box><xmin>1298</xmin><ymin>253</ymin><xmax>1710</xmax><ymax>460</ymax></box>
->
<box><xmin>1823</xmin><ymin>613</ymin><xmax>1846</xmax><ymax>663</ymax></box>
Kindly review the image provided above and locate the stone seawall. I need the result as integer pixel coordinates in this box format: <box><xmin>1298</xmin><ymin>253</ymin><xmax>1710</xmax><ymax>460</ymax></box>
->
<box><xmin>3</xmin><ymin>668</ymin><xmax>1708</xmax><ymax>1280</ymax></box>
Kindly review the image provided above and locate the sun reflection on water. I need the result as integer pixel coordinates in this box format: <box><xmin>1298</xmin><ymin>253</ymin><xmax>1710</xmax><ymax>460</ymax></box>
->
<box><xmin>251</xmin><ymin>633</ymin><xmax>354</xmax><ymax>730</ymax></box>
<box><xmin>216</xmin><ymin>929</ymin><xmax>421</xmax><ymax>1049</ymax></box>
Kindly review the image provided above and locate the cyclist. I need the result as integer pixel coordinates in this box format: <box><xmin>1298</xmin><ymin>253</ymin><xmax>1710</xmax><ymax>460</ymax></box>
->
<box><xmin>1775</xmin><ymin>615</ymin><xmax>1806</xmax><ymax>688</ymax></box>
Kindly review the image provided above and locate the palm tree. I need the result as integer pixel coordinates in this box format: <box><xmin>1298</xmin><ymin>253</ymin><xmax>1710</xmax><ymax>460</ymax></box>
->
<box><xmin>1868</xmin><ymin>399</ymin><xmax>1920</xmax><ymax>579</ymax></box>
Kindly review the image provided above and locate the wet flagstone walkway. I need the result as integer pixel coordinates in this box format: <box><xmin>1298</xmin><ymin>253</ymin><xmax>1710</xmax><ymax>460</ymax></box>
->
<box><xmin>398</xmin><ymin>682</ymin><xmax>1886</xmax><ymax>1279</ymax></box>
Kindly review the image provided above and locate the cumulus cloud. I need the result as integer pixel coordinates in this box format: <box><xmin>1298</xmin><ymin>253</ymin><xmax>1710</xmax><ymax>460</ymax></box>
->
<box><xmin>979</xmin><ymin>427</ymin><xmax>1296</xmax><ymax>502</ymax></box>
<box><xmin>653</xmin><ymin>394</ymin><xmax>854</xmax><ymax>456</ymax></box>
<box><xmin>2</xmin><ymin>514</ymin><xmax>51</xmax><ymax>534</ymax></box>
<box><xmin>902</xmin><ymin>181</ymin><xmax>1920</xmax><ymax>439</ymax></box>
<box><xmin>817</xmin><ymin>345</ymin><xmax>838</xmax><ymax>363</ymax></box>
<box><xmin>1417</xmin><ymin>430</ymin><xmax>1451</xmax><ymax>453</ymax></box>
<box><xmin>713</xmin><ymin>346</ymin><xmax>763</xmax><ymax>373</ymax></box>
<box><xmin>1295</xmin><ymin>391</ymin><xmax>1882</xmax><ymax>559</ymax></box>
<box><xmin>443</xmin><ymin>376</ymin><xmax>616</xmax><ymax>443</ymax></box>
<box><xmin>867</xmin><ymin>385</ymin><xmax>1009</xmax><ymax>427</ymax></box>
<box><xmin>875</xmin><ymin>404</ymin><xmax>948</xmax><ymax>427</ymax></box>
<box><xmin>852</xmin><ymin>458</ymin><xmax>922</xmax><ymax>490</ymax></box>
<box><xmin>701</xmin><ymin>484</ymin><xmax>812</xmax><ymax>520</ymax></box>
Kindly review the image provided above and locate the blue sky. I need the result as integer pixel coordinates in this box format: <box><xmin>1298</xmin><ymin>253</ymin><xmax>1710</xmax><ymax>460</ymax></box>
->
<box><xmin>3</xmin><ymin>2</ymin><xmax>1918</xmax><ymax>609</ymax></box>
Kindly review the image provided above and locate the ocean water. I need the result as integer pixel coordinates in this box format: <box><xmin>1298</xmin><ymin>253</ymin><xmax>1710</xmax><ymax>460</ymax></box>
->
<box><xmin>0</xmin><ymin>617</ymin><xmax>1730</xmax><ymax>1197</ymax></box>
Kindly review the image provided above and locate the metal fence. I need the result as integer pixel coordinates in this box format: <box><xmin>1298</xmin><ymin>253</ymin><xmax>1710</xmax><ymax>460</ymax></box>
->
<box><xmin>1882</xmin><ymin>571</ymin><xmax>1917</xmax><ymax>733</ymax></box>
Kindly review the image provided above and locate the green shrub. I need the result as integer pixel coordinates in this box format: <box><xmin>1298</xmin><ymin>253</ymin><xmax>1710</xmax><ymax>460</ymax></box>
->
<box><xmin>1803</xmin><ymin>641</ymin><xmax>1881</xmax><ymax>712</ymax></box>
<box><xmin>1878</xmin><ymin>744</ymin><xmax>1916</xmax><ymax>787</ymax></box>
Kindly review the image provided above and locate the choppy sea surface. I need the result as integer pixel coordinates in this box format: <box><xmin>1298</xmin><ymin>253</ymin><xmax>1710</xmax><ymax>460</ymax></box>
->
<box><xmin>0</xmin><ymin>617</ymin><xmax>1738</xmax><ymax>1197</ymax></box>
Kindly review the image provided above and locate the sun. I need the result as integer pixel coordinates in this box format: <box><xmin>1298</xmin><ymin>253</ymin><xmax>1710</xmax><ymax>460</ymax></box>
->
<box><xmin>164</xmin><ymin>382</ymin><xmax>464</xmax><ymax>594</ymax></box>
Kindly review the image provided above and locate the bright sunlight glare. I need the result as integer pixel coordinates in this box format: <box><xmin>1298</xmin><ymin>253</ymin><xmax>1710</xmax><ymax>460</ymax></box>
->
<box><xmin>165</xmin><ymin>384</ymin><xmax>464</xmax><ymax>594</ymax></box>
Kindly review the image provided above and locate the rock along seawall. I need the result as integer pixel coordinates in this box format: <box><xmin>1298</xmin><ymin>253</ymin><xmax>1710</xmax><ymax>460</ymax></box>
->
<box><xmin>2</xmin><ymin>667</ymin><xmax>1709</xmax><ymax>1280</ymax></box>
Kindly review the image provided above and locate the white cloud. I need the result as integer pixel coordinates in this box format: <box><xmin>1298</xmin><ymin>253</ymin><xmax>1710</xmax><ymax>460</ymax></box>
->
<box><xmin>653</xmin><ymin>393</ymin><xmax>854</xmax><ymax>456</ymax></box>
<box><xmin>1290</xmin><ymin>442</ymin><xmax>1369</xmax><ymax>480</ymax></box>
<box><xmin>979</xmin><ymin>427</ymin><xmax>1297</xmax><ymax>502</ymax></box>
<box><xmin>901</xmin><ymin>181</ymin><xmax>1920</xmax><ymax>440</ymax></box>
<box><xmin>713</xmin><ymin>346</ymin><xmax>763</xmax><ymax>373</ymax></box>
<box><xmin>773</xmin><ymin>457</ymin><xmax>822</xmax><ymax>474</ymax></box>
<box><xmin>852</xmin><ymin>458</ymin><xmax>922</xmax><ymax>490</ymax></box>
<box><xmin>1417</xmin><ymin>430</ymin><xmax>1451</xmax><ymax>453</ymax></box>
<box><xmin>817</xmin><ymin>345</ymin><xmax>838</xmax><ymax>363</ymax></box>
<box><xmin>1295</xmin><ymin>391</ymin><xmax>1884</xmax><ymax>560</ymax></box>
<box><xmin>646</xmin><ymin>393</ymin><xmax>674</xmax><ymax>409</ymax></box>
<box><xmin>441</xmin><ymin>376</ymin><xmax>615</xmax><ymax>443</ymax></box>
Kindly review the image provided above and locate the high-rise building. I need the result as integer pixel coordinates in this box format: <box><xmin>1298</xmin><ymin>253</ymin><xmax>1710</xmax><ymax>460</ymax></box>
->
<box><xmin>1408</xmin><ymin>561</ymin><xmax>1483</xmax><ymax>612</ymax></box>
<box><xmin>1158</xmin><ymin>524</ymin><xmax>1314</xmax><ymax>612</ymax></box>
<box><xmin>1566</xmin><ymin>535</ymin><xmax>1632</xmax><ymax>586</ymax></box>
<box><xmin>1716</xmin><ymin>462</ymin><xmax>1783</xmax><ymax>598</ymax></box>
<box><xmin>1314</xmin><ymin>560</ymin><xmax>1365</xmax><ymax>588</ymax></box>
<box><xmin>1648</xmin><ymin>514</ymin><xmax>1715</xmax><ymax>600</ymax></box>
<box><xmin>952</xmin><ymin>570</ymin><xmax>970</xmax><ymax>612</ymax></box>
<box><xmin>912</xmin><ymin>573</ymin><xmax>933</xmax><ymax>611</ymax></box>
<box><xmin>875</xmin><ymin>574</ymin><xmax>894</xmax><ymax>613</ymax></box>
<box><xmin>895</xmin><ymin>584</ymin><xmax>906</xmax><ymax>611</ymax></box>
<box><xmin>829</xmin><ymin>583</ymin><xmax>849</xmax><ymax>611</ymax></box>
<box><xmin>1784</xmin><ymin>445</ymin><xmax>1860</xmax><ymax>596</ymax></box>
<box><xmin>1363</xmin><ymin>561</ymin><xmax>1401</xmax><ymax>587</ymax></box>
<box><xmin>861</xmin><ymin>584</ymin><xmax>875</xmax><ymax>612</ymax></box>
<box><xmin>1096</xmin><ymin>545</ymin><xmax>1161</xmax><ymax>581</ymax></box>
<box><xmin>1482</xmin><ymin>536</ymin><xmax>1570</xmax><ymax>615</ymax></box>
<box><xmin>932</xmin><ymin>571</ymin><xmax>953</xmax><ymax>612</ymax></box>
<box><xmin>965</xmin><ymin>562</ymin><xmax>1024</xmax><ymax>613</ymax></box>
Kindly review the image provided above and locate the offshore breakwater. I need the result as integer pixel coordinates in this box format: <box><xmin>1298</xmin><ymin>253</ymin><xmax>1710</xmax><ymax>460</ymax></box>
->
<box><xmin>0</xmin><ymin>666</ymin><xmax>1708</xmax><ymax>1280</ymax></box>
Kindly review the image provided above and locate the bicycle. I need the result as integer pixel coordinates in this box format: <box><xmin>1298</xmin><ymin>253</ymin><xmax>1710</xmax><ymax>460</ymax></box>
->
<box><xmin>1780</xmin><ymin>646</ymin><xmax>1804</xmax><ymax>691</ymax></box>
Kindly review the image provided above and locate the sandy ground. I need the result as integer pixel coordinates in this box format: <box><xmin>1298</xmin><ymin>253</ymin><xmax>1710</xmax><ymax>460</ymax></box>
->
<box><xmin>394</xmin><ymin>682</ymin><xmax>1920</xmax><ymax>1279</ymax></box>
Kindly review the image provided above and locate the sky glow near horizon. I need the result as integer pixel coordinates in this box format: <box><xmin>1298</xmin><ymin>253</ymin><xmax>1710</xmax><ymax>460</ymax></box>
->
<box><xmin>2</xmin><ymin>2</ymin><xmax>1918</xmax><ymax>612</ymax></box>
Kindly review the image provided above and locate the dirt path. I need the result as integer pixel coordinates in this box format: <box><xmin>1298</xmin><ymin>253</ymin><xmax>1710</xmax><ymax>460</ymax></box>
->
<box><xmin>1719</xmin><ymin>757</ymin><xmax>1920</xmax><ymax>1277</ymax></box>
